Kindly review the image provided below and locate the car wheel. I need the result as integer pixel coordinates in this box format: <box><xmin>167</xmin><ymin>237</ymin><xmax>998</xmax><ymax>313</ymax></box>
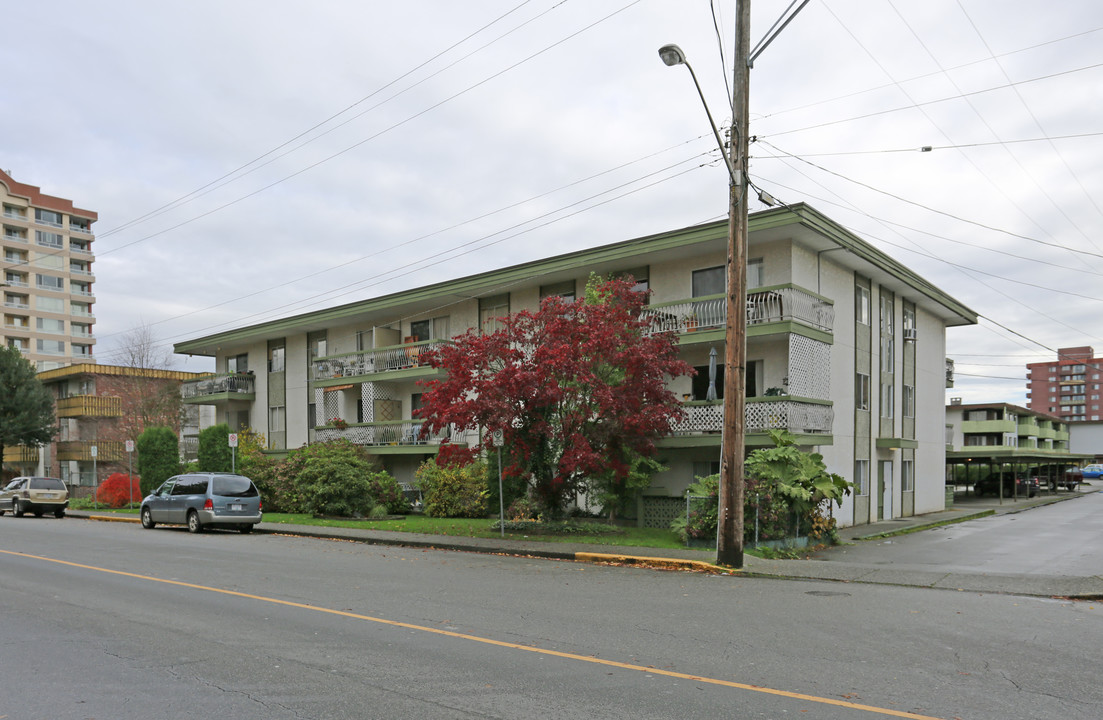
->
<box><xmin>12</xmin><ymin>499</ymin><xmax>23</xmax><ymax>517</ymax></box>
<box><xmin>140</xmin><ymin>507</ymin><xmax>155</xmax><ymax>529</ymax></box>
<box><xmin>186</xmin><ymin>509</ymin><xmax>203</xmax><ymax>534</ymax></box>
<box><xmin>239</xmin><ymin>524</ymin><xmax>253</xmax><ymax>534</ymax></box>
<box><xmin>54</xmin><ymin>508</ymin><xmax>65</xmax><ymax>519</ymax></box>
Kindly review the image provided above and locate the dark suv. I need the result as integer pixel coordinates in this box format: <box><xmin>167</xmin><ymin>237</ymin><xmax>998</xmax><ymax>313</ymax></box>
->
<box><xmin>975</xmin><ymin>472</ymin><xmax>1038</xmax><ymax>498</ymax></box>
<box><xmin>140</xmin><ymin>473</ymin><xmax>262</xmax><ymax>533</ymax></box>
<box><xmin>0</xmin><ymin>476</ymin><xmax>69</xmax><ymax>518</ymax></box>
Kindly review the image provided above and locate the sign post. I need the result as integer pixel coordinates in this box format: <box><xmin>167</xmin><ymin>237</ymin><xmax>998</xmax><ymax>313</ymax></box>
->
<box><xmin>492</xmin><ymin>430</ymin><xmax>504</xmax><ymax>538</ymax></box>
<box><xmin>125</xmin><ymin>440</ymin><xmax>135</xmax><ymax>507</ymax></box>
<box><xmin>228</xmin><ymin>433</ymin><xmax>239</xmax><ymax>473</ymax></box>
<box><xmin>90</xmin><ymin>444</ymin><xmax>98</xmax><ymax>509</ymax></box>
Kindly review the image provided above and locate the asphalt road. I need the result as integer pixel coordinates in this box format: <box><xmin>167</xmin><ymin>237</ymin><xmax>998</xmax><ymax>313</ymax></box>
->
<box><xmin>2</xmin><ymin>516</ymin><xmax>1100</xmax><ymax>719</ymax></box>
<box><xmin>819</xmin><ymin>490</ymin><xmax>1103</xmax><ymax>576</ymax></box>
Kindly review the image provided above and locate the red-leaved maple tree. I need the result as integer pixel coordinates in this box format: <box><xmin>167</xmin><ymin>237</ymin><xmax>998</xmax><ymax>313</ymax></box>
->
<box><xmin>416</xmin><ymin>276</ymin><xmax>692</xmax><ymax>515</ymax></box>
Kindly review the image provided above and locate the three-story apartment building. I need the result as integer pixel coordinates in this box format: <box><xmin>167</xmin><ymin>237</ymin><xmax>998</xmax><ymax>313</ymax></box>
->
<box><xmin>1</xmin><ymin>169</ymin><xmax>97</xmax><ymax>370</ymax></box>
<box><xmin>175</xmin><ymin>204</ymin><xmax>976</xmax><ymax>528</ymax></box>
<box><xmin>945</xmin><ymin>400</ymin><xmax>1089</xmax><ymax>490</ymax></box>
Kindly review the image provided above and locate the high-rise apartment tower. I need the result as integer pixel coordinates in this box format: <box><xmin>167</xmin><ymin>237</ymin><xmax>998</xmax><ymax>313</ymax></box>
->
<box><xmin>1</xmin><ymin>168</ymin><xmax>96</xmax><ymax>371</ymax></box>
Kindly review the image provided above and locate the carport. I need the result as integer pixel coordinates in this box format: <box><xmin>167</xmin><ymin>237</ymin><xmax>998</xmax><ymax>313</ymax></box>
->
<box><xmin>946</xmin><ymin>449</ymin><xmax>1094</xmax><ymax>502</ymax></box>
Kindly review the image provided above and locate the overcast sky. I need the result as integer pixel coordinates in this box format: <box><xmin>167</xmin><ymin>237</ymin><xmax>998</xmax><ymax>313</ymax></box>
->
<box><xmin>4</xmin><ymin>1</ymin><xmax>1101</xmax><ymax>406</ymax></box>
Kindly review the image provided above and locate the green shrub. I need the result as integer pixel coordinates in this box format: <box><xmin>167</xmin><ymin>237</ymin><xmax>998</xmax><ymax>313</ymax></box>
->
<box><xmin>281</xmin><ymin>439</ymin><xmax>401</xmax><ymax>518</ymax></box>
<box><xmin>136</xmin><ymin>426</ymin><xmax>179</xmax><ymax>496</ymax></box>
<box><xmin>197</xmin><ymin>423</ymin><xmax>233</xmax><ymax>472</ymax></box>
<box><xmin>416</xmin><ymin>458</ymin><xmax>489</xmax><ymax>518</ymax></box>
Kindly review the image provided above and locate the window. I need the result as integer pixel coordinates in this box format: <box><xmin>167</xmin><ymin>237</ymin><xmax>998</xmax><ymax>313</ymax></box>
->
<box><xmin>903</xmin><ymin>385</ymin><xmax>915</xmax><ymax>418</ymax></box>
<box><xmin>72</xmin><ymin>281</ymin><xmax>91</xmax><ymax>295</ymax></box>
<box><xmin>539</xmin><ymin>280</ymin><xmax>576</xmax><ymax>303</ymax></box>
<box><xmin>747</xmin><ymin>258</ymin><xmax>764</xmax><ymax>289</ymax></box>
<box><xmin>35</xmin><ymin>295</ymin><xmax>65</xmax><ymax>313</ymax></box>
<box><xmin>72</xmin><ymin>344</ymin><xmax>93</xmax><ymax>358</ymax></box>
<box><xmin>614</xmin><ymin>266</ymin><xmax>649</xmax><ymax>292</ymax></box>
<box><xmin>36</xmin><ymin>318</ymin><xmax>65</xmax><ymax>334</ymax></box>
<box><xmin>479</xmin><ymin>294</ymin><xmax>509</xmax><ymax>333</ymax></box>
<box><xmin>36</xmin><ymin>339</ymin><xmax>66</xmax><ymax>355</ymax></box>
<box><xmin>72</xmin><ymin>323</ymin><xmax>92</xmax><ymax>337</ymax></box>
<box><xmin>269</xmin><ymin>405</ymin><xmax>286</xmax><ymax>432</ymax></box>
<box><xmin>693</xmin><ymin>461</ymin><xmax>721</xmax><ymax>480</ymax></box>
<box><xmin>3</xmin><ymin>204</ymin><xmax>26</xmax><ymax>219</ymax></box>
<box><xmin>855</xmin><ymin>284</ymin><xmax>870</xmax><ymax>325</ymax></box>
<box><xmin>227</xmin><ymin>353</ymin><xmax>248</xmax><ymax>374</ymax></box>
<box><xmin>692</xmin><ymin>363</ymin><xmax>724</xmax><ymax>401</ymax></box>
<box><xmin>35</xmin><ymin>230</ymin><xmax>64</xmax><ymax>248</ymax></box>
<box><xmin>881</xmin><ymin>382</ymin><xmax>894</xmax><ymax>418</ymax></box>
<box><xmin>856</xmin><ymin>373</ymin><xmax>870</xmax><ymax>411</ymax></box>
<box><xmin>692</xmin><ymin>266</ymin><xmax>725</xmax><ymax>297</ymax></box>
<box><xmin>34</xmin><ymin>253</ymin><xmax>64</xmax><ymax>270</ymax></box>
<box><xmin>855</xmin><ymin>460</ymin><xmax>869</xmax><ymax>496</ymax></box>
<box><xmin>356</xmin><ymin>329</ymin><xmax>372</xmax><ymax>351</ymax></box>
<box><xmin>903</xmin><ymin>305</ymin><xmax>916</xmax><ymax>340</ymax></box>
<box><xmin>36</xmin><ymin>274</ymin><xmax>63</xmax><ymax>291</ymax></box>
<box><xmin>71</xmin><ymin>301</ymin><xmax>91</xmax><ymax>316</ymax></box>
<box><xmin>35</xmin><ymin>209</ymin><xmax>63</xmax><ymax>227</ymax></box>
<box><xmin>409</xmin><ymin>320</ymin><xmax>431</xmax><ymax>342</ymax></box>
<box><xmin>268</xmin><ymin>344</ymin><xmax>285</xmax><ymax>373</ymax></box>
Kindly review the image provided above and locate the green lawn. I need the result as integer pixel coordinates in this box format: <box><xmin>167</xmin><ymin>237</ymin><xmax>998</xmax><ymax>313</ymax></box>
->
<box><xmin>261</xmin><ymin>513</ymin><xmax>696</xmax><ymax>550</ymax></box>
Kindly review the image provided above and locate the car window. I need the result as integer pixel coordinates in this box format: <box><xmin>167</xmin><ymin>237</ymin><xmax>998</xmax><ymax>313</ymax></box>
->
<box><xmin>171</xmin><ymin>477</ymin><xmax>210</xmax><ymax>496</ymax></box>
<box><xmin>3</xmin><ymin>479</ymin><xmax>24</xmax><ymax>491</ymax></box>
<box><xmin>156</xmin><ymin>480</ymin><xmax>176</xmax><ymax>496</ymax></box>
<box><xmin>212</xmin><ymin>476</ymin><xmax>258</xmax><ymax>498</ymax></box>
<box><xmin>29</xmin><ymin>477</ymin><xmax>65</xmax><ymax>490</ymax></box>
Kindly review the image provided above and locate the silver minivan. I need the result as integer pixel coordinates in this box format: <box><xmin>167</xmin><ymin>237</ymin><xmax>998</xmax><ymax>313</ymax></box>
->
<box><xmin>140</xmin><ymin>473</ymin><xmax>262</xmax><ymax>533</ymax></box>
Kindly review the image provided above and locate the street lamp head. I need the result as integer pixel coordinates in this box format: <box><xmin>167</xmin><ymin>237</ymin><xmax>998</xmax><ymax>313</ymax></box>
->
<box><xmin>658</xmin><ymin>44</ymin><xmax>687</xmax><ymax>67</ymax></box>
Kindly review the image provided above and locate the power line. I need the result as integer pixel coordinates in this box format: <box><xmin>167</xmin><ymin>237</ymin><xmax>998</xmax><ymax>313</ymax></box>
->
<box><xmin>94</xmin><ymin>1</ymin><xmax>542</xmax><ymax>240</ymax></box>
<box><xmin>97</xmin><ymin>1</ymin><xmax>644</xmax><ymax>257</ymax></box>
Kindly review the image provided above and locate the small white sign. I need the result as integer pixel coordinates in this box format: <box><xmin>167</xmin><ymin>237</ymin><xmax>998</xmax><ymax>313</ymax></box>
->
<box><xmin>228</xmin><ymin>433</ymin><xmax>239</xmax><ymax>448</ymax></box>
<box><xmin>90</xmin><ymin>445</ymin><xmax>98</xmax><ymax>458</ymax></box>
<box><xmin>125</xmin><ymin>440</ymin><xmax>135</xmax><ymax>453</ymax></box>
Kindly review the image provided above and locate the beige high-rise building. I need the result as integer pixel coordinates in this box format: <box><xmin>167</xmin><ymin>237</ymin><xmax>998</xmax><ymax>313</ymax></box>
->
<box><xmin>1</xmin><ymin>168</ymin><xmax>97</xmax><ymax>370</ymax></box>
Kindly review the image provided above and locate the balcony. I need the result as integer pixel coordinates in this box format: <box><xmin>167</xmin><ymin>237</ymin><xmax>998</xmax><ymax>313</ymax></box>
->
<box><xmin>3</xmin><ymin>232</ymin><xmax>27</xmax><ymax>243</ymax></box>
<box><xmin>667</xmin><ymin>396</ymin><xmax>834</xmax><ymax>443</ymax></box>
<box><xmin>70</xmin><ymin>225</ymin><xmax>92</xmax><ymax>235</ymax></box>
<box><xmin>3</xmin><ymin>209</ymin><xmax>26</xmax><ymax>221</ymax></box>
<box><xmin>56</xmin><ymin>395</ymin><xmax>122</xmax><ymax>418</ymax></box>
<box><xmin>4</xmin><ymin>301</ymin><xmax>29</xmax><ymax>309</ymax></box>
<box><xmin>2</xmin><ymin>445</ymin><xmax>38</xmax><ymax>463</ymax></box>
<box><xmin>314</xmin><ymin>420</ymin><xmax>455</xmax><ymax>449</ymax></box>
<box><xmin>313</xmin><ymin>340</ymin><xmax>449</xmax><ymax>382</ymax></box>
<box><xmin>4</xmin><ymin>279</ymin><xmax>28</xmax><ymax>288</ymax></box>
<box><xmin>57</xmin><ymin>441</ymin><xmax>124</xmax><ymax>462</ymax></box>
<box><xmin>181</xmin><ymin>372</ymin><xmax>256</xmax><ymax>404</ymax></box>
<box><xmin>642</xmin><ymin>284</ymin><xmax>833</xmax><ymax>338</ymax></box>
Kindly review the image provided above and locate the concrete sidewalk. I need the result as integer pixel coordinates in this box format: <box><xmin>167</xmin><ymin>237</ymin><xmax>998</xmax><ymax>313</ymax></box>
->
<box><xmin>68</xmin><ymin>486</ymin><xmax>1103</xmax><ymax>599</ymax></box>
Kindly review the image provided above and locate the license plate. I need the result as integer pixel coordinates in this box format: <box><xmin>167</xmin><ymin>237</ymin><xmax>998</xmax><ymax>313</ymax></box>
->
<box><xmin>42</xmin><ymin>493</ymin><xmax>56</xmax><ymax>499</ymax></box>
<box><xmin>230</xmin><ymin>503</ymin><xmax>243</xmax><ymax>511</ymax></box>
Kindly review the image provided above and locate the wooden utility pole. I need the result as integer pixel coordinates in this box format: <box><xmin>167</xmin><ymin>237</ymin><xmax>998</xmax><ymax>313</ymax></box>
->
<box><xmin>716</xmin><ymin>0</ymin><xmax>751</xmax><ymax>568</ymax></box>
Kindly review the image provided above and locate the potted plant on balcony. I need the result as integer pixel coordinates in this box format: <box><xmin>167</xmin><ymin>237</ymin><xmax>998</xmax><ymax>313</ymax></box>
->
<box><xmin>329</xmin><ymin>417</ymin><xmax>348</xmax><ymax>430</ymax></box>
<box><xmin>684</xmin><ymin>313</ymin><xmax>698</xmax><ymax>332</ymax></box>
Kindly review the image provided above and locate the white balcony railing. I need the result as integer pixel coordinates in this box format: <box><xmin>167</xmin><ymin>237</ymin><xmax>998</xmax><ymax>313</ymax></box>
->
<box><xmin>181</xmin><ymin>372</ymin><xmax>256</xmax><ymax>399</ymax></box>
<box><xmin>313</xmin><ymin>339</ymin><xmax>448</xmax><ymax>381</ymax></box>
<box><xmin>314</xmin><ymin>420</ymin><xmax>454</xmax><ymax>447</ymax></box>
<box><xmin>671</xmin><ymin>398</ymin><xmax>834</xmax><ymax>436</ymax></box>
<box><xmin>642</xmin><ymin>285</ymin><xmax>834</xmax><ymax>336</ymax></box>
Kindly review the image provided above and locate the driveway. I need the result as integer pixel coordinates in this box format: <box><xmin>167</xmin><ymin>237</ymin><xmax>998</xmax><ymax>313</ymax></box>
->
<box><xmin>816</xmin><ymin>490</ymin><xmax>1103</xmax><ymax>577</ymax></box>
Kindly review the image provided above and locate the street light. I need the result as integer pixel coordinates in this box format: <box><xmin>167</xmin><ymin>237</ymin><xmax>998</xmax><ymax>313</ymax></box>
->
<box><xmin>659</xmin><ymin>2</ymin><xmax>751</xmax><ymax>569</ymax></box>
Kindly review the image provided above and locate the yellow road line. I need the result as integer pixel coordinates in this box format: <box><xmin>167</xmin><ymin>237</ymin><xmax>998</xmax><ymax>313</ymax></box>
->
<box><xmin>0</xmin><ymin>548</ymin><xmax>943</xmax><ymax>719</ymax></box>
